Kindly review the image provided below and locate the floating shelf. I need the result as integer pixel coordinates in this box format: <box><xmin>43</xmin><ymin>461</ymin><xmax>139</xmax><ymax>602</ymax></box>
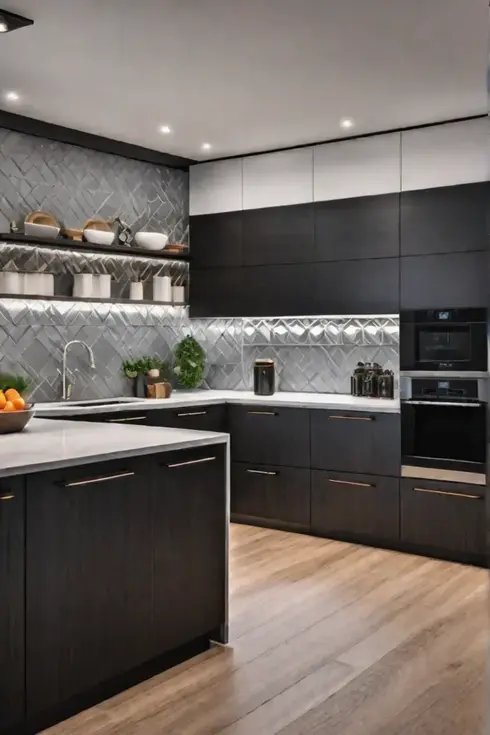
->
<box><xmin>0</xmin><ymin>293</ymin><xmax>188</xmax><ymax>308</ymax></box>
<box><xmin>0</xmin><ymin>234</ymin><xmax>191</xmax><ymax>262</ymax></box>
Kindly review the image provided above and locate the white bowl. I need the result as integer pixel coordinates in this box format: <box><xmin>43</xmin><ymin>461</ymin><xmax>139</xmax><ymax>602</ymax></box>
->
<box><xmin>84</xmin><ymin>229</ymin><xmax>115</xmax><ymax>246</ymax></box>
<box><xmin>24</xmin><ymin>222</ymin><xmax>61</xmax><ymax>239</ymax></box>
<box><xmin>134</xmin><ymin>232</ymin><xmax>168</xmax><ymax>251</ymax></box>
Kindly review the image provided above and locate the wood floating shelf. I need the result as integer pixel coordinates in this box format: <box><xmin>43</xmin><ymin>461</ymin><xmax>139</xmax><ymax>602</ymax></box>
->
<box><xmin>0</xmin><ymin>234</ymin><xmax>191</xmax><ymax>262</ymax></box>
<box><xmin>0</xmin><ymin>293</ymin><xmax>187</xmax><ymax>308</ymax></box>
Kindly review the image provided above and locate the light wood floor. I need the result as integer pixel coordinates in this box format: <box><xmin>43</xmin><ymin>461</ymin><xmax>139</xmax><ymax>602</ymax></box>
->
<box><xmin>43</xmin><ymin>524</ymin><xmax>488</xmax><ymax>735</ymax></box>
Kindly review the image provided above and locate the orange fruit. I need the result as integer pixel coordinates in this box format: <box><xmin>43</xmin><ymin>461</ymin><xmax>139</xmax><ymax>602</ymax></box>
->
<box><xmin>12</xmin><ymin>397</ymin><xmax>25</xmax><ymax>411</ymax></box>
<box><xmin>3</xmin><ymin>401</ymin><xmax>16</xmax><ymax>412</ymax></box>
<box><xmin>0</xmin><ymin>391</ymin><xmax>5</xmax><ymax>410</ymax></box>
<box><xmin>4</xmin><ymin>389</ymin><xmax>20</xmax><ymax>403</ymax></box>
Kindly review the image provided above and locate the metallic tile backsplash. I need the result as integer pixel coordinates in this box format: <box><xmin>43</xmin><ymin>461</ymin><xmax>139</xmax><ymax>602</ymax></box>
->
<box><xmin>0</xmin><ymin>301</ymin><xmax>399</xmax><ymax>402</ymax></box>
<box><xmin>0</xmin><ymin>127</ymin><xmax>189</xmax><ymax>243</ymax></box>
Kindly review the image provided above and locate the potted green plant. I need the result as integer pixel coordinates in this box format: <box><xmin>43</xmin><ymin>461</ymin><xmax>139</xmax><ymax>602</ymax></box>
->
<box><xmin>122</xmin><ymin>357</ymin><xmax>172</xmax><ymax>398</ymax></box>
<box><xmin>173</xmin><ymin>336</ymin><xmax>205</xmax><ymax>389</ymax></box>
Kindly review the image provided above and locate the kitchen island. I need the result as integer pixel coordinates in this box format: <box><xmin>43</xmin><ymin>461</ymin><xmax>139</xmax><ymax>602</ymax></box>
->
<box><xmin>0</xmin><ymin>419</ymin><xmax>229</xmax><ymax>735</ymax></box>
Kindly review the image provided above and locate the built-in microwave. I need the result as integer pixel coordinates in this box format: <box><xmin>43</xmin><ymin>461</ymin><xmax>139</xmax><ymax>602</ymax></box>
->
<box><xmin>400</xmin><ymin>308</ymin><xmax>487</xmax><ymax>374</ymax></box>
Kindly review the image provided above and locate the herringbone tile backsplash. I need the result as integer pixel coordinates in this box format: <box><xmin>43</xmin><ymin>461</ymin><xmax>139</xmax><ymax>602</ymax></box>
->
<box><xmin>0</xmin><ymin>127</ymin><xmax>188</xmax><ymax>242</ymax></box>
<box><xmin>0</xmin><ymin>300</ymin><xmax>398</xmax><ymax>402</ymax></box>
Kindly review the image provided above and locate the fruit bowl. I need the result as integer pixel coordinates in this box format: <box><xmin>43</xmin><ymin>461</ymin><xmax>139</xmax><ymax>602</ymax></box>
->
<box><xmin>0</xmin><ymin>406</ymin><xmax>34</xmax><ymax>434</ymax></box>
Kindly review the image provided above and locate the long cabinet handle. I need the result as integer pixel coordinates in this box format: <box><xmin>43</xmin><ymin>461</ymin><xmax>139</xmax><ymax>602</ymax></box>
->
<box><xmin>328</xmin><ymin>415</ymin><xmax>374</xmax><ymax>421</ymax></box>
<box><xmin>166</xmin><ymin>456</ymin><xmax>216</xmax><ymax>469</ymax></box>
<box><xmin>328</xmin><ymin>479</ymin><xmax>373</xmax><ymax>488</ymax></box>
<box><xmin>0</xmin><ymin>493</ymin><xmax>14</xmax><ymax>500</ymax></box>
<box><xmin>63</xmin><ymin>471</ymin><xmax>135</xmax><ymax>487</ymax></box>
<box><xmin>247</xmin><ymin>411</ymin><xmax>277</xmax><ymax>416</ymax></box>
<box><xmin>177</xmin><ymin>411</ymin><xmax>207</xmax><ymax>417</ymax></box>
<box><xmin>246</xmin><ymin>469</ymin><xmax>278</xmax><ymax>476</ymax></box>
<box><xmin>414</xmin><ymin>487</ymin><xmax>482</xmax><ymax>500</ymax></box>
<box><xmin>107</xmin><ymin>416</ymin><xmax>147</xmax><ymax>422</ymax></box>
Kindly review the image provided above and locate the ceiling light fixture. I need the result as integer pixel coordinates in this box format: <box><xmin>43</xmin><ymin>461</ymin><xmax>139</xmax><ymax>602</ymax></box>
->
<box><xmin>201</xmin><ymin>142</ymin><xmax>212</xmax><ymax>151</ymax></box>
<box><xmin>340</xmin><ymin>117</ymin><xmax>355</xmax><ymax>130</ymax></box>
<box><xmin>4</xmin><ymin>91</ymin><xmax>20</xmax><ymax>102</ymax></box>
<box><xmin>0</xmin><ymin>8</ymin><xmax>34</xmax><ymax>33</ymax></box>
<box><xmin>159</xmin><ymin>125</ymin><xmax>172</xmax><ymax>134</ymax></box>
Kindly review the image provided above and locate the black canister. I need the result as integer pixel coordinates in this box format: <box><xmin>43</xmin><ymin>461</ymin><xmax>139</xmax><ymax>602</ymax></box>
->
<box><xmin>350</xmin><ymin>362</ymin><xmax>365</xmax><ymax>396</ymax></box>
<box><xmin>377</xmin><ymin>370</ymin><xmax>395</xmax><ymax>399</ymax></box>
<box><xmin>362</xmin><ymin>362</ymin><xmax>382</xmax><ymax>397</ymax></box>
<box><xmin>254</xmin><ymin>359</ymin><xmax>275</xmax><ymax>396</ymax></box>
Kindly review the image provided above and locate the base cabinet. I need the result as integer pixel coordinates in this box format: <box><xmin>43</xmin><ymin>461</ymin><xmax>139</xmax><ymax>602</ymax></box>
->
<box><xmin>231</xmin><ymin>462</ymin><xmax>310</xmax><ymax>527</ymax></box>
<box><xmin>147</xmin><ymin>404</ymin><xmax>227</xmax><ymax>433</ymax></box>
<box><xmin>311</xmin><ymin>471</ymin><xmax>399</xmax><ymax>543</ymax></box>
<box><xmin>400</xmin><ymin>479</ymin><xmax>485</xmax><ymax>560</ymax></box>
<box><xmin>151</xmin><ymin>446</ymin><xmax>226</xmax><ymax>653</ymax></box>
<box><xmin>0</xmin><ymin>477</ymin><xmax>25</xmax><ymax>732</ymax></box>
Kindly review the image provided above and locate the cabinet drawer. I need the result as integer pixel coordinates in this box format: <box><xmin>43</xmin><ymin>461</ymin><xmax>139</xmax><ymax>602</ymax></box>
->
<box><xmin>229</xmin><ymin>405</ymin><xmax>310</xmax><ymax>467</ymax></box>
<box><xmin>147</xmin><ymin>404</ymin><xmax>227</xmax><ymax>433</ymax></box>
<box><xmin>400</xmin><ymin>479</ymin><xmax>485</xmax><ymax>558</ymax></box>
<box><xmin>231</xmin><ymin>462</ymin><xmax>310</xmax><ymax>526</ymax></box>
<box><xmin>312</xmin><ymin>471</ymin><xmax>399</xmax><ymax>542</ymax></box>
<box><xmin>311</xmin><ymin>410</ymin><xmax>400</xmax><ymax>476</ymax></box>
<box><xmin>67</xmin><ymin>410</ymin><xmax>152</xmax><ymax>424</ymax></box>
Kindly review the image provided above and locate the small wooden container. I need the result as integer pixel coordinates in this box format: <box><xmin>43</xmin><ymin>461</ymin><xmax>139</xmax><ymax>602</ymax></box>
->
<box><xmin>147</xmin><ymin>382</ymin><xmax>172</xmax><ymax>399</ymax></box>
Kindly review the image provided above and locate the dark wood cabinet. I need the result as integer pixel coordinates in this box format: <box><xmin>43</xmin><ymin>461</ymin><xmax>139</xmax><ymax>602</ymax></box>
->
<box><xmin>312</xmin><ymin>258</ymin><xmax>400</xmax><ymax>315</ymax></box>
<box><xmin>242</xmin><ymin>203</ymin><xmax>315</xmax><ymax>266</ymax></box>
<box><xmin>229</xmin><ymin>405</ymin><xmax>310</xmax><ymax>468</ymax></box>
<box><xmin>73</xmin><ymin>409</ymin><xmax>152</xmax><ymax>424</ymax></box>
<box><xmin>400</xmin><ymin>251</ymin><xmax>487</xmax><ymax>309</ymax></box>
<box><xmin>190</xmin><ymin>211</ymin><xmax>242</xmax><ymax>268</ymax></box>
<box><xmin>151</xmin><ymin>446</ymin><xmax>226</xmax><ymax>653</ymax></box>
<box><xmin>231</xmin><ymin>462</ymin><xmax>310</xmax><ymax>527</ymax></box>
<box><xmin>238</xmin><ymin>263</ymin><xmax>316</xmax><ymax>316</ymax></box>
<box><xmin>311</xmin><ymin>410</ymin><xmax>400</xmax><ymax>477</ymax></box>
<box><xmin>400</xmin><ymin>479</ymin><xmax>485</xmax><ymax>560</ymax></box>
<box><xmin>400</xmin><ymin>182</ymin><xmax>489</xmax><ymax>257</ymax></box>
<box><xmin>190</xmin><ymin>266</ymin><xmax>244</xmax><ymax>317</ymax></box>
<box><xmin>314</xmin><ymin>193</ymin><xmax>400</xmax><ymax>261</ymax></box>
<box><xmin>146</xmin><ymin>403</ymin><xmax>227</xmax><ymax>433</ymax></box>
<box><xmin>0</xmin><ymin>477</ymin><xmax>25</xmax><ymax>732</ymax></box>
<box><xmin>25</xmin><ymin>459</ymin><xmax>153</xmax><ymax>716</ymax></box>
<box><xmin>311</xmin><ymin>470</ymin><xmax>399</xmax><ymax>542</ymax></box>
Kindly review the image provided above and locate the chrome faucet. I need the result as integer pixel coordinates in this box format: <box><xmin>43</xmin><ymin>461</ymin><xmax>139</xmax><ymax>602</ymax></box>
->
<box><xmin>62</xmin><ymin>341</ymin><xmax>96</xmax><ymax>401</ymax></box>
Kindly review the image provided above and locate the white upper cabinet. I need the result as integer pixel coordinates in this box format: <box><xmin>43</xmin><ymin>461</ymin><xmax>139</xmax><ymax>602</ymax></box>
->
<box><xmin>313</xmin><ymin>133</ymin><xmax>401</xmax><ymax>201</ymax></box>
<box><xmin>189</xmin><ymin>159</ymin><xmax>243</xmax><ymax>215</ymax></box>
<box><xmin>242</xmin><ymin>148</ymin><xmax>314</xmax><ymax>210</ymax></box>
<box><xmin>401</xmin><ymin>118</ymin><xmax>490</xmax><ymax>191</ymax></box>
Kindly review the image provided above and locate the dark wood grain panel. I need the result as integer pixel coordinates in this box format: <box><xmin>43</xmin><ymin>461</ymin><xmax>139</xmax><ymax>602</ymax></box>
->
<box><xmin>242</xmin><ymin>203</ymin><xmax>315</xmax><ymax>265</ymax></box>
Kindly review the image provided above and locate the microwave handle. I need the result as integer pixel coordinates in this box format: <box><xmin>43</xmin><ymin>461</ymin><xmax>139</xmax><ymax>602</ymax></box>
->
<box><xmin>403</xmin><ymin>400</ymin><xmax>484</xmax><ymax>408</ymax></box>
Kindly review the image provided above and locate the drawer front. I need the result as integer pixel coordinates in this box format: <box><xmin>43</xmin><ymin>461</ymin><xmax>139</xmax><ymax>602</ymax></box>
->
<box><xmin>312</xmin><ymin>470</ymin><xmax>399</xmax><ymax>541</ymax></box>
<box><xmin>231</xmin><ymin>462</ymin><xmax>310</xmax><ymax>526</ymax></box>
<box><xmin>400</xmin><ymin>479</ymin><xmax>485</xmax><ymax>557</ymax></box>
<box><xmin>311</xmin><ymin>410</ymin><xmax>400</xmax><ymax>476</ymax></box>
<box><xmin>147</xmin><ymin>404</ymin><xmax>227</xmax><ymax>433</ymax></box>
<box><xmin>66</xmin><ymin>410</ymin><xmax>152</xmax><ymax>424</ymax></box>
<box><xmin>229</xmin><ymin>405</ymin><xmax>310</xmax><ymax>467</ymax></box>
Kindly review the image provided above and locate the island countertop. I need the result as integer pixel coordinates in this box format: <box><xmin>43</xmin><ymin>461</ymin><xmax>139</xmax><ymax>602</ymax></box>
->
<box><xmin>0</xmin><ymin>418</ymin><xmax>229</xmax><ymax>478</ymax></box>
<box><xmin>35</xmin><ymin>389</ymin><xmax>400</xmax><ymax>416</ymax></box>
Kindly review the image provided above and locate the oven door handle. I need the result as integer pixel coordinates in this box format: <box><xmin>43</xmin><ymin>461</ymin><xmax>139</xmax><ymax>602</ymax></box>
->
<box><xmin>403</xmin><ymin>400</ymin><xmax>484</xmax><ymax>408</ymax></box>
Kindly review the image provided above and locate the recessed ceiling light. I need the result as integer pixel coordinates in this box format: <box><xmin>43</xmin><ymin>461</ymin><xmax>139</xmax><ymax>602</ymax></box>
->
<box><xmin>0</xmin><ymin>9</ymin><xmax>33</xmax><ymax>33</ymax></box>
<box><xmin>5</xmin><ymin>91</ymin><xmax>20</xmax><ymax>102</ymax></box>
<box><xmin>159</xmin><ymin>125</ymin><xmax>172</xmax><ymax>134</ymax></box>
<box><xmin>201</xmin><ymin>142</ymin><xmax>212</xmax><ymax>151</ymax></box>
<box><xmin>0</xmin><ymin>18</ymin><xmax>8</xmax><ymax>33</ymax></box>
<box><xmin>340</xmin><ymin>117</ymin><xmax>355</xmax><ymax>130</ymax></box>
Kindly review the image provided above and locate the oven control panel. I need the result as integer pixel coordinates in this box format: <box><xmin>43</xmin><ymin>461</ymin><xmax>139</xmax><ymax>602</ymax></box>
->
<box><xmin>404</xmin><ymin>378</ymin><xmax>484</xmax><ymax>403</ymax></box>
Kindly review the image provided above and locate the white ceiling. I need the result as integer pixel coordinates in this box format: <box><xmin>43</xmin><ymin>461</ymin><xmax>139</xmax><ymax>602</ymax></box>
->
<box><xmin>0</xmin><ymin>0</ymin><xmax>487</xmax><ymax>161</ymax></box>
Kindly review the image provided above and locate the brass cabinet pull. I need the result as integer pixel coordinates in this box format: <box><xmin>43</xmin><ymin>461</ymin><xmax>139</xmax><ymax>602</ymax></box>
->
<box><xmin>247</xmin><ymin>411</ymin><xmax>277</xmax><ymax>416</ymax></box>
<box><xmin>328</xmin><ymin>479</ymin><xmax>373</xmax><ymax>488</ymax></box>
<box><xmin>414</xmin><ymin>487</ymin><xmax>481</xmax><ymax>500</ymax></box>
<box><xmin>328</xmin><ymin>415</ymin><xmax>374</xmax><ymax>421</ymax></box>
<box><xmin>177</xmin><ymin>411</ymin><xmax>207</xmax><ymax>417</ymax></box>
<box><xmin>246</xmin><ymin>469</ymin><xmax>278</xmax><ymax>476</ymax></box>
<box><xmin>166</xmin><ymin>456</ymin><xmax>216</xmax><ymax>469</ymax></box>
<box><xmin>0</xmin><ymin>493</ymin><xmax>14</xmax><ymax>501</ymax></box>
<box><xmin>63</xmin><ymin>471</ymin><xmax>135</xmax><ymax>487</ymax></box>
<box><xmin>108</xmin><ymin>416</ymin><xmax>147</xmax><ymax>422</ymax></box>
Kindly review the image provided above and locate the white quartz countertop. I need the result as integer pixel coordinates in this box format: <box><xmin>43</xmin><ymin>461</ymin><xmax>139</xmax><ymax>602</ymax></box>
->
<box><xmin>35</xmin><ymin>390</ymin><xmax>400</xmax><ymax>416</ymax></box>
<box><xmin>0</xmin><ymin>418</ymin><xmax>229</xmax><ymax>478</ymax></box>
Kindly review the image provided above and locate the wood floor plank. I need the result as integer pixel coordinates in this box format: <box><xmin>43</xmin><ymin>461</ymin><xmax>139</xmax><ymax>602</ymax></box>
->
<box><xmin>42</xmin><ymin>524</ymin><xmax>487</xmax><ymax>735</ymax></box>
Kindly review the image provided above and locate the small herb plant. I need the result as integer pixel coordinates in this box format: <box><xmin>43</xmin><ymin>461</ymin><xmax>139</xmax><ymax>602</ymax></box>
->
<box><xmin>0</xmin><ymin>373</ymin><xmax>31</xmax><ymax>395</ymax></box>
<box><xmin>174</xmin><ymin>336</ymin><xmax>205</xmax><ymax>389</ymax></box>
<box><xmin>123</xmin><ymin>357</ymin><xmax>172</xmax><ymax>381</ymax></box>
